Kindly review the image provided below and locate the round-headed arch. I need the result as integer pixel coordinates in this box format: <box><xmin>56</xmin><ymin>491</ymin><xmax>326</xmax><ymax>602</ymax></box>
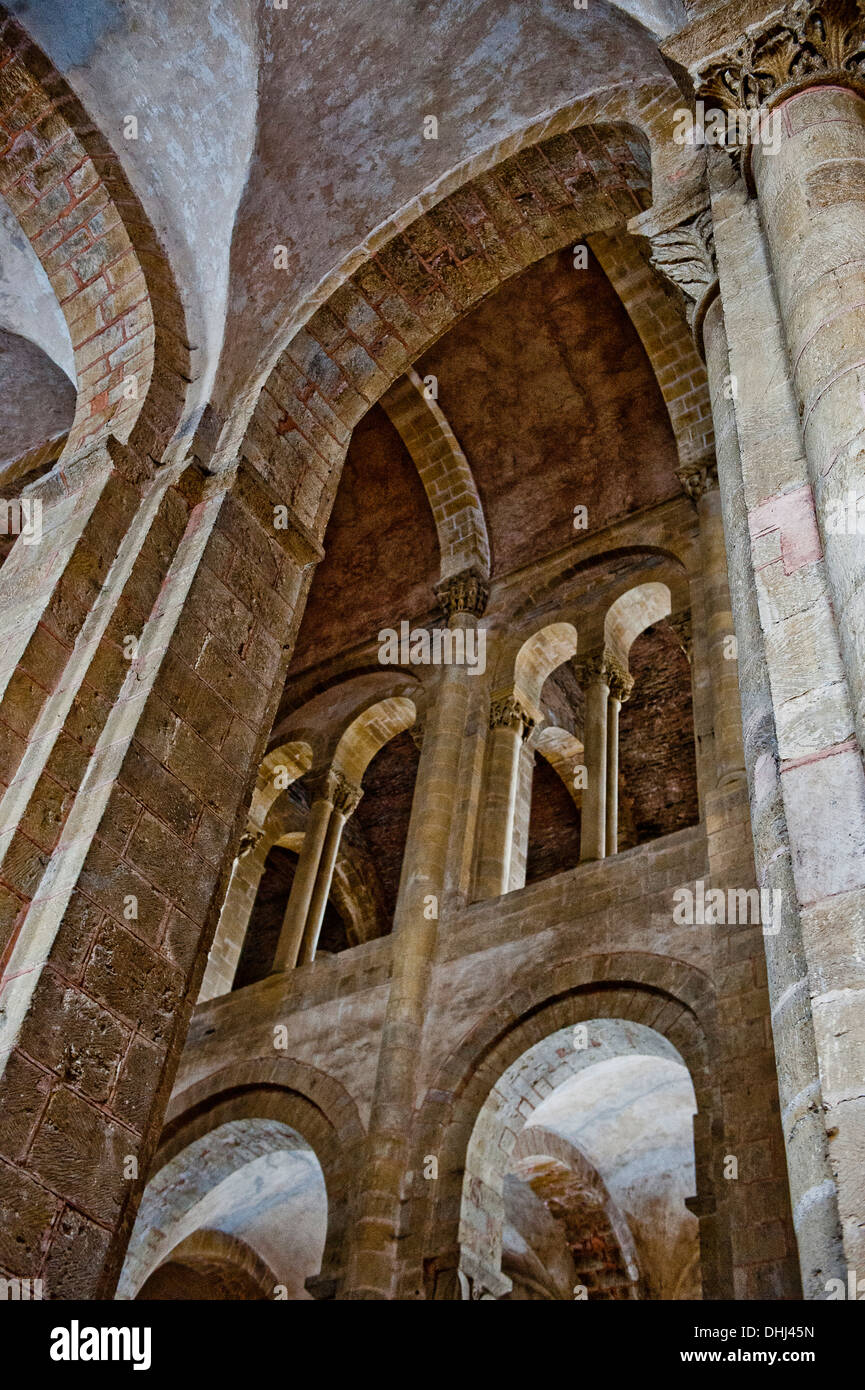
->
<box><xmin>231</xmin><ymin>112</ymin><xmax>710</xmax><ymax>544</ymax></box>
<box><xmin>331</xmin><ymin>695</ymin><xmax>417</xmax><ymax>786</ymax></box>
<box><xmin>605</xmin><ymin>580</ymin><xmax>671</xmax><ymax>666</ymax></box>
<box><xmin>0</xmin><ymin>11</ymin><xmax>190</xmax><ymax>462</ymax></box>
<box><xmin>155</xmin><ymin>1055</ymin><xmax>366</xmax><ymax>1300</ymax></box>
<box><xmin>404</xmin><ymin>952</ymin><xmax>721</xmax><ymax>1299</ymax></box>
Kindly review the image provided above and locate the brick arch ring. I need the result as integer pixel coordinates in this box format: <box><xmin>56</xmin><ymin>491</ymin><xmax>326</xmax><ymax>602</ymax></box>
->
<box><xmin>402</xmin><ymin>951</ymin><xmax>727</xmax><ymax>1300</ymax></box>
<box><xmin>155</xmin><ymin>1056</ymin><xmax>366</xmax><ymax>1299</ymax></box>
<box><xmin>0</xmin><ymin>8</ymin><xmax>191</xmax><ymax>462</ymax></box>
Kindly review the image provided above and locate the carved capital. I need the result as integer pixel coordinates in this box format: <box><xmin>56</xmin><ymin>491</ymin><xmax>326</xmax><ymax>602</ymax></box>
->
<box><xmin>676</xmin><ymin>455</ymin><xmax>718</xmax><ymax>503</ymax></box>
<box><xmin>695</xmin><ymin>0</ymin><xmax>865</xmax><ymax>116</ymax></box>
<box><xmin>607</xmin><ymin>659</ymin><xmax>635</xmax><ymax>704</ymax></box>
<box><xmin>307</xmin><ymin>766</ymin><xmax>359</xmax><ymax>813</ymax></box>
<box><xmin>435</xmin><ymin>566</ymin><xmax>489</xmax><ymax>621</ymax></box>
<box><xmin>237</xmin><ymin>826</ymin><xmax>265</xmax><ymax>858</ymax></box>
<box><xmin>573</xmin><ymin>652</ymin><xmax>613</xmax><ymax>688</ymax></box>
<box><xmin>328</xmin><ymin>770</ymin><xmax>364</xmax><ymax>818</ymax></box>
<box><xmin>489</xmin><ymin>694</ymin><xmax>536</xmax><ymax>738</ymax></box>
<box><xmin>647</xmin><ymin>206</ymin><xmax>717</xmax><ymax>330</ymax></box>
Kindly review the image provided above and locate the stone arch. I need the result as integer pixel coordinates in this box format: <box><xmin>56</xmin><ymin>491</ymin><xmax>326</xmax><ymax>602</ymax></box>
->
<box><xmin>604</xmin><ymin>580</ymin><xmax>672</xmax><ymax>668</ymax></box>
<box><xmin>475</xmin><ymin>622</ymin><xmax>578</xmax><ymax>897</ymax></box>
<box><xmin>250</xmin><ymin>740</ymin><xmax>314</xmax><ymax>832</ymax></box>
<box><xmin>380</xmin><ymin>367</ymin><xmax>490</xmax><ymax>582</ymax></box>
<box><xmin>157</xmin><ymin>1056</ymin><xmax>365</xmax><ymax>1300</ymax></box>
<box><xmin>510</xmin><ymin>1128</ymin><xmax>642</xmax><ymax>1300</ymax></box>
<box><xmin>134</xmin><ymin>1227</ymin><xmax>280</xmax><ymax>1302</ymax></box>
<box><xmin>512</xmin><ymin>622</ymin><xmax>579</xmax><ymax>713</ymax></box>
<box><xmin>198</xmin><ymin>743</ymin><xmax>313</xmax><ymax>1003</ymax></box>
<box><xmin>510</xmin><ymin>544</ymin><xmax>692</xmax><ymax>631</ymax></box>
<box><xmin>532</xmin><ymin>725</ymin><xmax>584</xmax><ymax>810</ymax></box>
<box><xmin>458</xmin><ymin>1016</ymin><xmax>685</xmax><ymax>1297</ymax></box>
<box><xmin>234</xmin><ymin>113</ymin><xmax>705</xmax><ymax>531</ymax></box>
<box><xmin>250</xmin><ymin>695</ymin><xmax>417</xmax><ymax>967</ymax></box>
<box><xmin>213</xmin><ymin>73</ymin><xmax>707</xmax><ymax>466</ymax></box>
<box><xmin>331</xmin><ymin>696</ymin><xmax>417</xmax><ymax>785</ymax></box>
<box><xmin>404</xmin><ymin>952</ymin><xmax>725</xmax><ymax>1300</ymax></box>
<box><xmin>269</xmin><ymin>671</ymin><xmax>425</xmax><ymax>766</ymax></box>
<box><xmin>204</xmin><ymin>689</ymin><xmax>420</xmax><ymax>996</ymax></box>
<box><xmin>328</xmin><ymin>841</ymin><xmax>389</xmax><ymax>947</ymax></box>
<box><xmin>588</xmin><ymin>228</ymin><xmax>713</xmax><ymax>470</ymax></box>
<box><xmin>0</xmin><ymin>10</ymin><xmax>190</xmax><ymax>462</ymax></box>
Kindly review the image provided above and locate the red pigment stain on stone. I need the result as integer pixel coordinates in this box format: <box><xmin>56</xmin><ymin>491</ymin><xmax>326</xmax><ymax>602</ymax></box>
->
<box><xmin>781</xmin><ymin>736</ymin><xmax>858</xmax><ymax>773</ymax></box>
<box><xmin>749</xmin><ymin>484</ymin><xmax>823</xmax><ymax>574</ymax></box>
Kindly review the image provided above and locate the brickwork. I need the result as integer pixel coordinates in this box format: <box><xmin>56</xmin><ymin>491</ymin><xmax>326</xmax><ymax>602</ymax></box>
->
<box><xmin>0</xmin><ymin>10</ymin><xmax>190</xmax><ymax>463</ymax></box>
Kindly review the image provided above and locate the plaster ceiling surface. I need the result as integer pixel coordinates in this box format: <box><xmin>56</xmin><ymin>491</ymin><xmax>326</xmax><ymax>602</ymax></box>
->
<box><xmin>0</xmin><ymin>327</ymin><xmax>75</xmax><ymax>465</ymax></box>
<box><xmin>7</xmin><ymin>0</ymin><xmax>260</xmax><ymax>431</ymax></box>
<box><xmin>0</xmin><ymin>191</ymin><xmax>75</xmax><ymax>381</ymax></box>
<box><xmin>6</xmin><ymin>0</ymin><xmax>686</xmax><ymax>433</ymax></box>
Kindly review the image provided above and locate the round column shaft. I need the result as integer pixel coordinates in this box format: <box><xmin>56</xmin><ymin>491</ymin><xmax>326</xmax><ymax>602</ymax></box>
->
<box><xmin>578</xmin><ymin>654</ymin><xmax>611</xmax><ymax>862</ymax></box>
<box><xmin>298</xmin><ymin>775</ymin><xmax>362</xmax><ymax>965</ymax></box>
<box><xmin>604</xmin><ymin>663</ymin><xmax>632</xmax><ymax>857</ymax></box>
<box><xmin>272</xmin><ymin>789</ymin><xmax>333</xmax><ymax>972</ymax></box>
<box><xmin>474</xmin><ymin>695</ymin><xmax>535</xmax><ymax>899</ymax></box>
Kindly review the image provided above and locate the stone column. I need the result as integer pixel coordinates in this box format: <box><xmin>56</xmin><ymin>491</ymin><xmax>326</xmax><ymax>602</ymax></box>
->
<box><xmin>298</xmin><ymin>774</ymin><xmax>363</xmax><ymax>965</ymax></box>
<box><xmin>474</xmin><ymin>694</ymin><xmax>536</xmax><ymax>899</ymax></box>
<box><xmin>577</xmin><ymin>653</ymin><xmax>611</xmax><ymax>862</ymax></box>
<box><xmin>272</xmin><ymin>775</ymin><xmax>336</xmax><ymax>973</ymax></box>
<box><xmin>702</xmin><ymin>281</ymin><xmax>842</xmax><ymax>1299</ymax></box>
<box><xmin>638</xmin><ymin>180</ymin><xmax>803</xmax><ymax>1297</ymax></box>
<box><xmin>695</xmin><ymin>5</ymin><xmax>865</xmax><ymax>757</ymax></box>
<box><xmin>198</xmin><ymin>830</ymin><xmax>271</xmax><ymax>1001</ymax></box>
<box><xmin>605</xmin><ymin>661</ymin><xmax>633</xmax><ymax>857</ymax></box>
<box><xmin>667</xmin><ymin>2</ymin><xmax>865</xmax><ymax>1286</ymax></box>
<box><xmin>677</xmin><ymin>457</ymin><xmax>746</xmax><ymax>791</ymax></box>
<box><xmin>344</xmin><ymin>566</ymin><xmax>488</xmax><ymax>1298</ymax></box>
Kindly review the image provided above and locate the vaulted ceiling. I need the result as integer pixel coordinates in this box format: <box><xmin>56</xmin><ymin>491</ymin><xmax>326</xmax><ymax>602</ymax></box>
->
<box><xmin>2</xmin><ymin>0</ymin><xmax>690</xmax><ymax>438</ymax></box>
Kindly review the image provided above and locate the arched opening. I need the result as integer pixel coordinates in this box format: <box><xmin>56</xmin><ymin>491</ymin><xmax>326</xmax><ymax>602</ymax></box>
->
<box><xmin>350</xmin><ymin>728</ymin><xmax>420</xmax><ymax>926</ymax></box>
<box><xmin>119</xmin><ymin>1118</ymin><xmax>328</xmax><ymax>1302</ymax></box>
<box><xmin>135</xmin><ymin>1231</ymin><xmax>276</xmax><ymax>1301</ymax></box>
<box><xmin>458</xmin><ymin>1020</ymin><xmax>701</xmax><ymax>1300</ymax></box>
<box><xmin>224</xmin><ymin>695</ymin><xmax>419</xmax><ymax>986</ymax></box>
<box><xmin>524</xmin><ymin>751</ymin><xmax>582</xmax><ymax>885</ymax></box>
<box><xmin>618</xmin><ymin>619</ymin><xmax>698</xmax><ymax>847</ymax></box>
<box><xmin>233</xmin><ymin>843</ymin><xmax>352</xmax><ymax>988</ymax></box>
<box><xmin>1</xmin><ymin>0</ymin><xmax>813</xmax><ymax>1314</ymax></box>
<box><xmin>505</xmin><ymin>1144</ymin><xmax>639</xmax><ymax>1301</ymax></box>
